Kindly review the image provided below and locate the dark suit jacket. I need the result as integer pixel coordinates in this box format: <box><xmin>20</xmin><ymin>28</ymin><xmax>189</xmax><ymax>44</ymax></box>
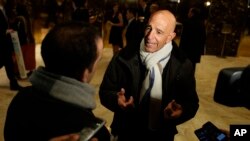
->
<box><xmin>137</xmin><ymin>4</ymin><xmax>151</xmax><ymax>24</ymax></box>
<box><xmin>125</xmin><ymin>18</ymin><xmax>144</xmax><ymax>47</ymax></box>
<box><xmin>179</xmin><ymin>18</ymin><xmax>206</xmax><ymax>63</ymax></box>
<box><xmin>71</xmin><ymin>8</ymin><xmax>89</xmax><ymax>23</ymax></box>
<box><xmin>4</xmin><ymin>86</ymin><xmax>110</xmax><ymax>141</ymax></box>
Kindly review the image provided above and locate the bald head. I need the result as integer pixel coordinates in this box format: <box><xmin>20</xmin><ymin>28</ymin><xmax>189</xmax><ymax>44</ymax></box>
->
<box><xmin>149</xmin><ymin>10</ymin><xmax>176</xmax><ymax>33</ymax></box>
<box><xmin>143</xmin><ymin>10</ymin><xmax>176</xmax><ymax>53</ymax></box>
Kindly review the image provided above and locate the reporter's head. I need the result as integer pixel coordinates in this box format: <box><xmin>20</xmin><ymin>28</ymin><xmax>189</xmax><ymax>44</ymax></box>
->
<box><xmin>41</xmin><ymin>22</ymin><xmax>103</xmax><ymax>82</ymax></box>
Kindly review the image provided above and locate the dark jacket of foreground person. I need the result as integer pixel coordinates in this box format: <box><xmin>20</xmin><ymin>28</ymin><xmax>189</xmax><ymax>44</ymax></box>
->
<box><xmin>4</xmin><ymin>22</ymin><xmax>110</xmax><ymax>141</ymax></box>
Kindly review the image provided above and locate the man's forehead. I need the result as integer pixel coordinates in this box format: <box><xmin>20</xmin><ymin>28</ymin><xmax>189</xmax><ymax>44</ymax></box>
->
<box><xmin>149</xmin><ymin>10</ymin><xmax>176</xmax><ymax>32</ymax></box>
<box><xmin>149</xmin><ymin>14</ymin><xmax>170</xmax><ymax>26</ymax></box>
<box><xmin>153</xmin><ymin>11</ymin><xmax>174</xmax><ymax>21</ymax></box>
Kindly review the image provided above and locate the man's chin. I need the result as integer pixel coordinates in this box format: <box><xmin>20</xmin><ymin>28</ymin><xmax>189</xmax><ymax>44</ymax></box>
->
<box><xmin>145</xmin><ymin>45</ymin><xmax>156</xmax><ymax>53</ymax></box>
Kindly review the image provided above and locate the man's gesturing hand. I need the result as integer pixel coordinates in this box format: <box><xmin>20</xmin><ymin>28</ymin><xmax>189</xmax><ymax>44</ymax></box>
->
<box><xmin>117</xmin><ymin>88</ymin><xmax>134</xmax><ymax>109</ymax></box>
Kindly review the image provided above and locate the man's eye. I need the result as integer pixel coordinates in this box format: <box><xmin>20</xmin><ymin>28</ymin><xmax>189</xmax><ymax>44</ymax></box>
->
<box><xmin>156</xmin><ymin>30</ymin><xmax>163</xmax><ymax>34</ymax></box>
<box><xmin>145</xmin><ymin>26</ymin><xmax>151</xmax><ymax>30</ymax></box>
<box><xmin>157</xmin><ymin>31</ymin><xmax>162</xmax><ymax>34</ymax></box>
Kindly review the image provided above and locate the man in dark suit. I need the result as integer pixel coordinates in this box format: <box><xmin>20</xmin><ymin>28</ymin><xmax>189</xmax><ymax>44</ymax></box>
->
<box><xmin>0</xmin><ymin>0</ymin><xmax>22</xmax><ymax>90</ymax></box>
<box><xmin>138</xmin><ymin>0</ymin><xmax>151</xmax><ymax>24</ymax></box>
<box><xmin>125</xmin><ymin>8</ymin><xmax>144</xmax><ymax>47</ymax></box>
<box><xmin>179</xmin><ymin>7</ymin><xmax>206</xmax><ymax>71</ymax></box>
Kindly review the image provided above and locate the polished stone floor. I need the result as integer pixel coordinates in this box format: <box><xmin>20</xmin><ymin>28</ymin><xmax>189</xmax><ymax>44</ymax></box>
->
<box><xmin>0</xmin><ymin>26</ymin><xmax>250</xmax><ymax>141</ymax></box>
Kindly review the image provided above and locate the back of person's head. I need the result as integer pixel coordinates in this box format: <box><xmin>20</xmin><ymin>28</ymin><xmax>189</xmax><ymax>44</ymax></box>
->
<box><xmin>149</xmin><ymin>2</ymin><xmax>159</xmax><ymax>14</ymax></box>
<box><xmin>188</xmin><ymin>7</ymin><xmax>201</xmax><ymax>20</ymax></box>
<box><xmin>127</xmin><ymin>7</ymin><xmax>137</xmax><ymax>17</ymax></box>
<box><xmin>41</xmin><ymin>22</ymin><xmax>101</xmax><ymax>81</ymax></box>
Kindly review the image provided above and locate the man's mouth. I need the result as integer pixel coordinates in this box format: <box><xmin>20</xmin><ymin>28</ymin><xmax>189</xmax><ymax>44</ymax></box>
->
<box><xmin>145</xmin><ymin>41</ymin><xmax>156</xmax><ymax>47</ymax></box>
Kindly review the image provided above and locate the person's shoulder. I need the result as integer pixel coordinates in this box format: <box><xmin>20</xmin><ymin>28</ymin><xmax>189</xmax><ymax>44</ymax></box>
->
<box><xmin>12</xmin><ymin>86</ymin><xmax>33</xmax><ymax>99</ymax></box>
<box><xmin>6</xmin><ymin>86</ymin><xmax>34</xmax><ymax>113</ymax></box>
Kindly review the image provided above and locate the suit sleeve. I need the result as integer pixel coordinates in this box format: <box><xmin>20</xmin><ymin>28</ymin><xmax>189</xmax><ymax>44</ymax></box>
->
<box><xmin>99</xmin><ymin>56</ymin><xmax>123</xmax><ymax>112</ymax></box>
<box><xmin>173</xmin><ymin>59</ymin><xmax>199</xmax><ymax>125</ymax></box>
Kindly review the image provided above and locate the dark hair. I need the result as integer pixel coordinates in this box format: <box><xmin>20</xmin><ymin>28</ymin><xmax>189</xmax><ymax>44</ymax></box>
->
<box><xmin>127</xmin><ymin>7</ymin><xmax>137</xmax><ymax>17</ymax></box>
<box><xmin>190</xmin><ymin>7</ymin><xmax>202</xmax><ymax>20</ymax></box>
<box><xmin>41</xmin><ymin>22</ymin><xmax>101</xmax><ymax>81</ymax></box>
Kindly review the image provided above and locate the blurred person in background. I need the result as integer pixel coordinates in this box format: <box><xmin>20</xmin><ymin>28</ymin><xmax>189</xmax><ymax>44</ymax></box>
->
<box><xmin>149</xmin><ymin>2</ymin><xmax>159</xmax><ymax>15</ymax></box>
<box><xmin>0</xmin><ymin>0</ymin><xmax>22</xmax><ymax>90</ymax></box>
<box><xmin>107</xmin><ymin>2</ymin><xmax>124</xmax><ymax>55</ymax></box>
<box><xmin>72</xmin><ymin>0</ymin><xmax>89</xmax><ymax>23</ymax></box>
<box><xmin>137</xmin><ymin>0</ymin><xmax>150</xmax><ymax>24</ymax></box>
<box><xmin>179</xmin><ymin>7</ymin><xmax>206</xmax><ymax>72</ymax></box>
<box><xmin>125</xmin><ymin>7</ymin><xmax>143</xmax><ymax>47</ymax></box>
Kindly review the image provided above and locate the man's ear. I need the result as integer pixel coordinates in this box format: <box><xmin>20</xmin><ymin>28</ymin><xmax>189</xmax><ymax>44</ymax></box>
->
<box><xmin>82</xmin><ymin>69</ymin><xmax>90</xmax><ymax>83</ymax></box>
<box><xmin>166</xmin><ymin>32</ymin><xmax>176</xmax><ymax>43</ymax></box>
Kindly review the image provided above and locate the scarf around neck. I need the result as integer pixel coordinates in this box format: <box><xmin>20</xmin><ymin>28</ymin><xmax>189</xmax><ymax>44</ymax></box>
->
<box><xmin>139</xmin><ymin>39</ymin><xmax>173</xmax><ymax>101</ymax></box>
<box><xmin>29</xmin><ymin>67</ymin><xmax>96</xmax><ymax>109</ymax></box>
<box><xmin>139</xmin><ymin>39</ymin><xmax>173</xmax><ymax>130</ymax></box>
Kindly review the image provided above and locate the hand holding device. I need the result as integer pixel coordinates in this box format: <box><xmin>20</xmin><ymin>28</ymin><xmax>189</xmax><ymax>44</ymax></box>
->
<box><xmin>78</xmin><ymin>117</ymin><xmax>106</xmax><ymax>141</ymax></box>
<box><xmin>195</xmin><ymin>121</ymin><xmax>228</xmax><ymax>141</ymax></box>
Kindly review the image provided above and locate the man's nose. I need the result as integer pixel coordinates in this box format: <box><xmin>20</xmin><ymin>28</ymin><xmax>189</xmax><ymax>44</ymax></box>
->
<box><xmin>145</xmin><ymin>30</ymin><xmax>154</xmax><ymax>39</ymax></box>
